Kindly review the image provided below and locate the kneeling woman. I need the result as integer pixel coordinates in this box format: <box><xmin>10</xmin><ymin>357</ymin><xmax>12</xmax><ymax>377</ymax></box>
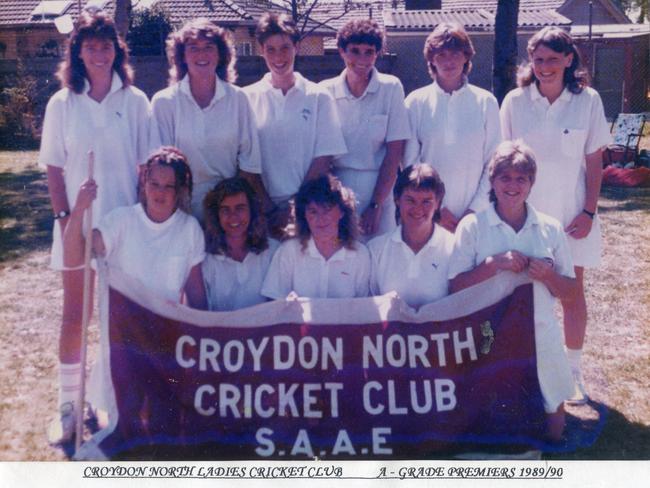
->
<box><xmin>202</xmin><ymin>177</ymin><xmax>278</xmax><ymax>310</ymax></box>
<box><xmin>262</xmin><ymin>175</ymin><xmax>370</xmax><ymax>299</ymax></box>
<box><xmin>448</xmin><ymin>141</ymin><xmax>576</xmax><ymax>440</ymax></box>
<box><xmin>64</xmin><ymin>147</ymin><xmax>207</xmax><ymax>308</ymax></box>
<box><xmin>368</xmin><ymin>164</ymin><xmax>454</xmax><ymax>309</ymax></box>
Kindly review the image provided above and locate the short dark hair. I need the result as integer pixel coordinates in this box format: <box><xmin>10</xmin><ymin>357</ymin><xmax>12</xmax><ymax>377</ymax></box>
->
<box><xmin>295</xmin><ymin>175</ymin><xmax>359</xmax><ymax>250</ymax></box>
<box><xmin>166</xmin><ymin>18</ymin><xmax>237</xmax><ymax>84</ymax></box>
<box><xmin>337</xmin><ymin>19</ymin><xmax>385</xmax><ymax>53</ymax></box>
<box><xmin>423</xmin><ymin>22</ymin><xmax>475</xmax><ymax>80</ymax></box>
<box><xmin>141</xmin><ymin>146</ymin><xmax>193</xmax><ymax>214</ymax></box>
<box><xmin>56</xmin><ymin>10</ymin><xmax>132</xmax><ymax>93</ymax></box>
<box><xmin>203</xmin><ymin>177</ymin><xmax>269</xmax><ymax>256</ymax></box>
<box><xmin>517</xmin><ymin>26</ymin><xmax>589</xmax><ymax>94</ymax></box>
<box><xmin>255</xmin><ymin>13</ymin><xmax>300</xmax><ymax>46</ymax></box>
<box><xmin>393</xmin><ymin>164</ymin><xmax>446</xmax><ymax>224</ymax></box>
<box><xmin>488</xmin><ymin>140</ymin><xmax>537</xmax><ymax>203</ymax></box>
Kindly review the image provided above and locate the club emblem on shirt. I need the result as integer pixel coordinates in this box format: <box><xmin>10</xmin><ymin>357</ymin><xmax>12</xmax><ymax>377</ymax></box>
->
<box><xmin>301</xmin><ymin>108</ymin><xmax>311</xmax><ymax>121</ymax></box>
<box><xmin>480</xmin><ymin>321</ymin><xmax>494</xmax><ymax>355</ymax></box>
<box><xmin>431</xmin><ymin>262</ymin><xmax>438</xmax><ymax>269</ymax></box>
<box><xmin>116</xmin><ymin>111</ymin><xmax>122</xmax><ymax>118</ymax></box>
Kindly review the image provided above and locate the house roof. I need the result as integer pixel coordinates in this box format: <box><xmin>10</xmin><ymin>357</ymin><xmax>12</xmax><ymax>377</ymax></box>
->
<box><xmin>0</xmin><ymin>0</ymin><xmax>116</xmax><ymax>26</ymax></box>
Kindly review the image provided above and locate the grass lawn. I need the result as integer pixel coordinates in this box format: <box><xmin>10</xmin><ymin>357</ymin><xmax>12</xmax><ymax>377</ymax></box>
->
<box><xmin>0</xmin><ymin>150</ymin><xmax>649</xmax><ymax>460</ymax></box>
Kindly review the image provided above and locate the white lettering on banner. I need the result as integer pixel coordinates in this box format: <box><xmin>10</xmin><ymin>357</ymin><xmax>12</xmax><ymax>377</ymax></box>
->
<box><xmin>362</xmin><ymin>330</ymin><xmax>478</xmax><ymax>369</ymax></box>
<box><xmin>363</xmin><ymin>379</ymin><xmax>458</xmax><ymax>415</ymax></box>
<box><xmin>176</xmin><ymin>336</ymin><xmax>343</xmax><ymax>372</ymax></box>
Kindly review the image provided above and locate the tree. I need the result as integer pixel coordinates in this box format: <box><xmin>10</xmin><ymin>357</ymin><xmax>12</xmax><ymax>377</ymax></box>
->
<box><xmin>127</xmin><ymin>5</ymin><xmax>173</xmax><ymax>56</ymax></box>
<box><xmin>492</xmin><ymin>0</ymin><xmax>520</xmax><ymax>105</ymax></box>
<box><xmin>276</xmin><ymin>0</ymin><xmax>355</xmax><ymax>39</ymax></box>
<box><xmin>114</xmin><ymin>0</ymin><xmax>132</xmax><ymax>37</ymax></box>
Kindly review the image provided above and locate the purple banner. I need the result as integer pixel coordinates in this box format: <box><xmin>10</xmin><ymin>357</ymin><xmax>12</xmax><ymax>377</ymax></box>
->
<box><xmin>97</xmin><ymin>284</ymin><xmax>544</xmax><ymax>459</ymax></box>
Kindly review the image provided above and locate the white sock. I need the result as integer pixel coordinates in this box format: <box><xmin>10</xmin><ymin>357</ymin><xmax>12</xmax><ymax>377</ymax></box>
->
<box><xmin>58</xmin><ymin>362</ymin><xmax>82</xmax><ymax>411</ymax></box>
<box><xmin>565</xmin><ymin>348</ymin><xmax>582</xmax><ymax>374</ymax></box>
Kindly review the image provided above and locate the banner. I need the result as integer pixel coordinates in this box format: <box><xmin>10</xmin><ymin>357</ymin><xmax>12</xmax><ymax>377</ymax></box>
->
<box><xmin>79</xmin><ymin>270</ymin><xmax>545</xmax><ymax>460</ymax></box>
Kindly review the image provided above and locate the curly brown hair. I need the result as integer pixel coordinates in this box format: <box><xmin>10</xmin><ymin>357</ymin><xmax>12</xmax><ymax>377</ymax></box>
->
<box><xmin>423</xmin><ymin>22</ymin><xmax>474</xmax><ymax>80</ymax></box>
<box><xmin>294</xmin><ymin>175</ymin><xmax>358</xmax><ymax>250</ymax></box>
<box><xmin>336</xmin><ymin>19</ymin><xmax>385</xmax><ymax>53</ymax></box>
<box><xmin>56</xmin><ymin>10</ymin><xmax>133</xmax><ymax>93</ymax></box>
<box><xmin>140</xmin><ymin>146</ymin><xmax>193</xmax><ymax>214</ymax></box>
<box><xmin>203</xmin><ymin>177</ymin><xmax>269</xmax><ymax>256</ymax></box>
<box><xmin>166</xmin><ymin>18</ymin><xmax>237</xmax><ymax>84</ymax></box>
<box><xmin>393</xmin><ymin>164</ymin><xmax>446</xmax><ymax>224</ymax></box>
<box><xmin>517</xmin><ymin>27</ymin><xmax>589</xmax><ymax>94</ymax></box>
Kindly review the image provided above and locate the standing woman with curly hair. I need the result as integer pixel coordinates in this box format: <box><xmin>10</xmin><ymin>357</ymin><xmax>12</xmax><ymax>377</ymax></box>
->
<box><xmin>202</xmin><ymin>177</ymin><xmax>279</xmax><ymax>311</ymax></box>
<box><xmin>500</xmin><ymin>27</ymin><xmax>611</xmax><ymax>404</ymax></box>
<box><xmin>151</xmin><ymin>18</ymin><xmax>263</xmax><ymax>221</ymax></box>
<box><xmin>261</xmin><ymin>175</ymin><xmax>370</xmax><ymax>299</ymax></box>
<box><xmin>38</xmin><ymin>10</ymin><xmax>153</xmax><ymax>444</ymax></box>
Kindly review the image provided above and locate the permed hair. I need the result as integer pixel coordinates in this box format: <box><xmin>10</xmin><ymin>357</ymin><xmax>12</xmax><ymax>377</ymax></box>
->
<box><xmin>255</xmin><ymin>13</ymin><xmax>300</xmax><ymax>46</ymax></box>
<box><xmin>141</xmin><ymin>146</ymin><xmax>193</xmax><ymax>214</ymax></box>
<box><xmin>56</xmin><ymin>10</ymin><xmax>132</xmax><ymax>93</ymax></box>
<box><xmin>488</xmin><ymin>140</ymin><xmax>537</xmax><ymax>203</ymax></box>
<box><xmin>294</xmin><ymin>175</ymin><xmax>358</xmax><ymax>251</ymax></box>
<box><xmin>166</xmin><ymin>18</ymin><xmax>237</xmax><ymax>84</ymax></box>
<box><xmin>517</xmin><ymin>26</ymin><xmax>589</xmax><ymax>94</ymax></box>
<box><xmin>336</xmin><ymin>19</ymin><xmax>385</xmax><ymax>53</ymax></box>
<box><xmin>423</xmin><ymin>22</ymin><xmax>475</xmax><ymax>80</ymax></box>
<box><xmin>393</xmin><ymin>164</ymin><xmax>446</xmax><ymax>224</ymax></box>
<box><xmin>203</xmin><ymin>177</ymin><xmax>269</xmax><ymax>256</ymax></box>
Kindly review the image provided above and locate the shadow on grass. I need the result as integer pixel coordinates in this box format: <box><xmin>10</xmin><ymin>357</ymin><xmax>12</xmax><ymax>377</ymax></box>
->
<box><xmin>599</xmin><ymin>186</ymin><xmax>650</xmax><ymax>213</ymax></box>
<box><xmin>0</xmin><ymin>168</ymin><xmax>52</xmax><ymax>263</ymax></box>
<box><xmin>546</xmin><ymin>400</ymin><xmax>650</xmax><ymax>460</ymax></box>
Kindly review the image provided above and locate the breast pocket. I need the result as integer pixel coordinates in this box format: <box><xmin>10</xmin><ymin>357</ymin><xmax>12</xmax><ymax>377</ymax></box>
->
<box><xmin>560</xmin><ymin>128</ymin><xmax>587</xmax><ymax>159</ymax></box>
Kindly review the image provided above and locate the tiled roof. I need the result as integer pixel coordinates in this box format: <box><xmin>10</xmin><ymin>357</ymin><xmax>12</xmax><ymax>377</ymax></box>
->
<box><xmin>145</xmin><ymin>0</ymin><xmax>252</xmax><ymax>24</ymax></box>
<box><xmin>0</xmin><ymin>0</ymin><xmax>116</xmax><ymax>26</ymax></box>
<box><xmin>383</xmin><ymin>8</ymin><xmax>494</xmax><ymax>30</ymax></box>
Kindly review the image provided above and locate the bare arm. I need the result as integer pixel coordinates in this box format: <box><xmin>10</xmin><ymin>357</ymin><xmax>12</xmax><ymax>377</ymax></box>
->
<box><xmin>361</xmin><ymin>140</ymin><xmax>405</xmax><ymax>236</ymax></box>
<box><xmin>62</xmin><ymin>179</ymin><xmax>105</xmax><ymax>267</ymax></box>
<box><xmin>46</xmin><ymin>165</ymin><xmax>71</xmax><ymax>235</ymax></box>
<box><xmin>565</xmin><ymin>148</ymin><xmax>603</xmax><ymax>239</ymax></box>
<box><xmin>449</xmin><ymin>251</ymin><xmax>529</xmax><ymax>294</ymax></box>
<box><xmin>527</xmin><ymin>258</ymin><xmax>577</xmax><ymax>300</ymax></box>
<box><xmin>305</xmin><ymin>155</ymin><xmax>333</xmax><ymax>181</ymax></box>
<box><xmin>184</xmin><ymin>264</ymin><xmax>208</xmax><ymax>310</ymax></box>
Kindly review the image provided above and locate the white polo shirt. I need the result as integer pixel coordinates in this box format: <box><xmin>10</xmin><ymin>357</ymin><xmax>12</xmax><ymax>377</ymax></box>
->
<box><xmin>404</xmin><ymin>80</ymin><xmax>501</xmax><ymax>218</ymax></box>
<box><xmin>151</xmin><ymin>76</ymin><xmax>262</xmax><ymax>219</ymax></box>
<box><xmin>99</xmin><ymin>204</ymin><xmax>206</xmax><ymax>303</ymax></box>
<box><xmin>448</xmin><ymin>204</ymin><xmax>575</xmax><ymax>412</ymax></box>
<box><xmin>321</xmin><ymin>68</ymin><xmax>411</xmax><ymax>236</ymax></box>
<box><xmin>202</xmin><ymin>239</ymin><xmax>279</xmax><ymax>311</ymax></box>
<box><xmin>244</xmin><ymin>72</ymin><xmax>347</xmax><ymax>204</ymax></box>
<box><xmin>368</xmin><ymin>224</ymin><xmax>454</xmax><ymax>309</ymax></box>
<box><xmin>500</xmin><ymin>84</ymin><xmax>611</xmax><ymax>267</ymax></box>
<box><xmin>261</xmin><ymin>237</ymin><xmax>370</xmax><ymax>299</ymax></box>
<box><xmin>38</xmin><ymin>72</ymin><xmax>153</xmax><ymax>270</ymax></box>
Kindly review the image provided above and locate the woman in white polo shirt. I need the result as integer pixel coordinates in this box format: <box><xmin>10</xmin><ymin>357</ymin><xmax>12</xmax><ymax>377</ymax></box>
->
<box><xmin>202</xmin><ymin>177</ymin><xmax>279</xmax><ymax>311</ymax></box>
<box><xmin>321</xmin><ymin>19</ymin><xmax>410</xmax><ymax>240</ymax></box>
<box><xmin>244</xmin><ymin>13</ymin><xmax>347</xmax><ymax>237</ymax></box>
<box><xmin>500</xmin><ymin>27</ymin><xmax>611</xmax><ymax>404</ymax></box>
<box><xmin>152</xmin><ymin>18</ymin><xmax>263</xmax><ymax>221</ymax></box>
<box><xmin>39</xmin><ymin>11</ymin><xmax>153</xmax><ymax>444</ymax></box>
<box><xmin>404</xmin><ymin>22</ymin><xmax>501</xmax><ymax>232</ymax></box>
<box><xmin>368</xmin><ymin>164</ymin><xmax>454</xmax><ymax>309</ymax></box>
<box><xmin>449</xmin><ymin>140</ymin><xmax>576</xmax><ymax>441</ymax></box>
<box><xmin>262</xmin><ymin>175</ymin><xmax>370</xmax><ymax>299</ymax></box>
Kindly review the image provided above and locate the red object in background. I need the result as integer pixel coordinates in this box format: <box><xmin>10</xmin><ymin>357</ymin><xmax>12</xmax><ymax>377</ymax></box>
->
<box><xmin>602</xmin><ymin>166</ymin><xmax>650</xmax><ymax>188</ymax></box>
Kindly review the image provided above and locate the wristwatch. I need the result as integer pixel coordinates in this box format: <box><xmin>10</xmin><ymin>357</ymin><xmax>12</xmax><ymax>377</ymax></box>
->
<box><xmin>54</xmin><ymin>210</ymin><xmax>70</xmax><ymax>220</ymax></box>
<box><xmin>582</xmin><ymin>208</ymin><xmax>595</xmax><ymax>219</ymax></box>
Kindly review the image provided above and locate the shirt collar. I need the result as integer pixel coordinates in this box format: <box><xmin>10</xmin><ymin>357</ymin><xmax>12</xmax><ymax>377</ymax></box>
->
<box><xmin>83</xmin><ymin>71</ymin><xmax>123</xmax><ymax>96</ymax></box>
<box><xmin>486</xmin><ymin>202</ymin><xmax>540</xmax><ymax>230</ymax></box>
<box><xmin>431</xmin><ymin>76</ymin><xmax>468</xmax><ymax>97</ymax></box>
<box><xmin>390</xmin><ymin>224</ymin><xmax>443</xmax><ymax>251</ymax></box>
<box><xmin>530</xmin><ymin>82</ymin><xmax>571</xmax><ymax>103</ymax></box>
<box><xmin>332</xmin><ymin>67</ymin><xmax>380</xmax><ymax>100</ymax></box>
<box><xmin>179</xmin><ymin>74</ymin><xmax>226</xmax><ymax>108</ymax></box>
<box><xmin>261</xmin><ymin>71</ymin><xmax>306</xmax><ymax>95</ymax></box>
<box><xmin>306</xmin><ymin>237</ymin><xmax>348</xmax><ymax>262</ymax></box>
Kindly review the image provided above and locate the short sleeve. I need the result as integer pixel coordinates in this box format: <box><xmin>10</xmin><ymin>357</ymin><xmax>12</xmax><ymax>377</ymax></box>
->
<box><xmin>150</xmin><ymin>89</ymin><xmax>176</xmax><ymax>148</ymax></box>
<box><xmin>38</xmin><ymin>93</ymin><xmax>67</xmax><ymax>169</ymax></box>
<box><xmin>261</xmin><ymin>241</ymin><xmax>296</xmax><ymax>299</ymax></box>
<box><xmin>235</xmin><ymin>91</ymin><xmax>262</xmax><ymax>174</ymax></box>
<box><xmin>313</xmin><ymin>91</ymin><xmax>347</xmax><ymax>158</ymax></box>
<box><xmin>188</xmin><ymin>218</ymin><xmax>206</xmax><ymax>267</ymax></box>
<box><xmin>447</xmin><ymin>214</ymin><xmax>480</xmax><ymax>280</ymax></box>
<box><xmin>354</xmin><ymin>244</ymin><xmax>371</xmax><ymax>298</ymax></box>
<box><xmin>97</xmin><ymin>206</ymin><xmax>126</xmax><ymax>259</ymax></box>
<box><xmin>585</xmin><ymin>91</ymin><xmax>612</xmax><ymax>155</ymax></box>
<box><xmin>403</xmin><ymin>94</ymin><xmax>421</xmax><ymax>167</ymax></box>
<box><xmin>499</xmin><ymin>91</ymin><xmax>514</xmax><ymax>141</ymax></box>
<box><xmin>385</xmin><ymin>80</ymin><xmax>411</xmax><ymax>143</ymax></box>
